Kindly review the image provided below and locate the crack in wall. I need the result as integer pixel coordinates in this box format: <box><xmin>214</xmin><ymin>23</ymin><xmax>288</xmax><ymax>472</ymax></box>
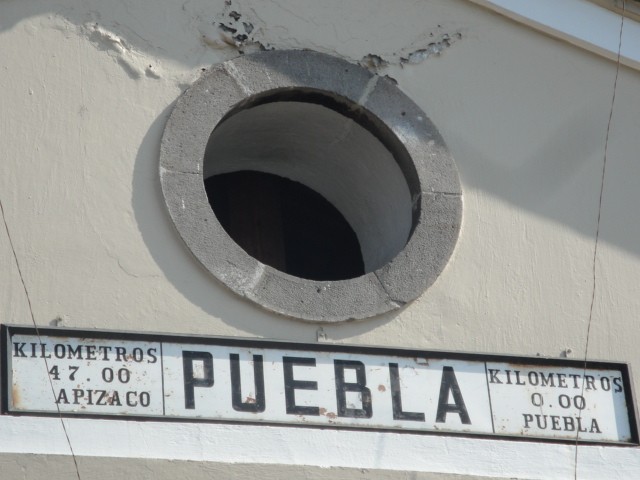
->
<box><xmin>373</xmin><ymin>271</ymin><xmax>407</xmax><ymax>309</ymax></box>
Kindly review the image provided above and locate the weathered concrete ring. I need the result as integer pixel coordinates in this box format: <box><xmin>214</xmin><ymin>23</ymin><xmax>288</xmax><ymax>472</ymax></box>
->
<box><xmin>159</xmin><ymin>50</ymin><xmax>462</xmax><ymax>322</ymax></box>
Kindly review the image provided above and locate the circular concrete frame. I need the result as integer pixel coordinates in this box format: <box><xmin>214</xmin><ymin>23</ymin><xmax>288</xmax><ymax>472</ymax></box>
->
<box><xmin>159</xmin><ymin>50</ymin><xmax>462</xmax><ymax>322</ymax></box>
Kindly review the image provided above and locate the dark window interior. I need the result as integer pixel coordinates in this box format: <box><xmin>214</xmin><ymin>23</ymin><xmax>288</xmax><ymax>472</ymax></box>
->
<box><xmin>205</xmin><ymin>171</ymin><xmax>365</xmax><ymax>281</ymax></box>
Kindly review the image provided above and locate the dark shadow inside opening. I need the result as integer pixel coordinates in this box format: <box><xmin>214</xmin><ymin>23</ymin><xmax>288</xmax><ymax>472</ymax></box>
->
<box><xmin>205</xmin><ymin>171</ymin><xmax>365</xmax><ymax>281</ymax></box>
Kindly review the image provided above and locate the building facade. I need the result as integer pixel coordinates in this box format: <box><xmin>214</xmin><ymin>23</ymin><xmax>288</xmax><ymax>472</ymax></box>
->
<box><xmin>2</xmin><ymin>0</ymin><xmax>640</xmax><ymax>478</ymax></box>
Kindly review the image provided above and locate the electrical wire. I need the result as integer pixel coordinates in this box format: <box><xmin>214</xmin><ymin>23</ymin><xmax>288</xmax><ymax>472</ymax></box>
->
<box><xmin>574</xmin><ymin>2</ymin><xmax>625</xmax><ymax>478</ymax></box>
<box><xmin>0</xmin><ymin>199</ymin><xmax>82</xmax><ymax>480</ymax></box>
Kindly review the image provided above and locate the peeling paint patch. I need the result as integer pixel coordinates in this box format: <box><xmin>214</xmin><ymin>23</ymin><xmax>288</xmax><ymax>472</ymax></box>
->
<box><xmin>399</xmin><ymin>33</ymin><xmax>462</xmax><ymax>65</ymax></box>
<box><xmin>319</xmin><ymin>408</ymin><xmax>337</xmax><ymax>419</ymax></box>
<box><xmin>360</xmin><ymin>32</ymin><xmax>463</xmax><ymax>73</ymax></box>
<box><xmin>80</xmin><ymin>22</ymin><xmax>162</xmax><ymax>80</ymax></box>
<box><xmin>85</xmin><ymin>23</ymin><xmax>129</xmax><ymax>54</ymax></box>
<box><xmin>199</xmin><ymin>1</ymin><xmax>273</xmax><ymax>56</ymax></box>
<box><xmin>360</xmin><ymin>54</ymin><xmax>388</xmax><ymax>71</ymax></box>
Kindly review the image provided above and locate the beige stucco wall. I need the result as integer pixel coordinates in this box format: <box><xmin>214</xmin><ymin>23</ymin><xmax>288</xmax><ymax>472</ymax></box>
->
<box><xmin>1</xmin><ymin>0</ymin><xmax>639</xmax><ymax>477</ymax></box>
<box><xmin>0</xmin><ymin>454</ymin><xmax>518</xmax><ymax>480</ymax></box>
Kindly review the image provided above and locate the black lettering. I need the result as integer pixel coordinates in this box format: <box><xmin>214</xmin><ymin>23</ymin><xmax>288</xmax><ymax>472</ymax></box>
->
<box><xmin>557</xmin><ymin>373</ymin><xmax>567</xmax><ymax>388</ymax></box>
<box><xmin>600</xmin><ymin>377</ymin><xmax>611</xmax><ymax>391</ymax></box>
<box><xmin>55</xmin><ymin>389</ymin><xmax>69</xmax><ymax>404</ymax></box>
<box><xmin>118</xmin><ymin>368</ymin><xmax>130</xmax><ymax>384</ymax></box>
<box><xmin>527</xmin><ymin>371</ymin><xmax>539</xmax><ymax>385</ymax></box>
<box><xmin>132</xmin><ymin>348</ymin><xmax>144</xmax><ymax>362</ymax></box>
<box><xmin>570</xmin><ymin>374</ymin><xmax>581</xmax><ymax>389</ymax></box>
<box><xmin>283</xmin><ymin>356</ymin><xmax>319</xmax><ymax>416</ymax></box>
<box><xmin>613</xmin><ymin>377</ymin><xmax>623</xmax><ymax>393</ymax></box>
<box><xmin>230</xmin><ymin>353</ymin><xmax>266</xmax><ymax>413</ymax></box>
<box><xmin>536</xmin><ymin>414</ymin><xmax>547</xmax><ymax>429</ymax></box>
<box><xmin>72</xmin><ymin>388</ymin><xmax>84</xmax><ymax>405</ymax></box>
<box><xmin>590</xmin><ymin>418</ymin><xmax>602</xmax><ymax>433</ymax></box>
<box><xmin>147</xmin><ymin>347</ymin><xmax>158</xmax><ymax>364</ymax></box>
<box><xmin>98</xmin><ymin>346</ymin><xmax>112</xmax><ymax>361</ymax></box>
<box><xmin>551</xmin><ymin>415</ymin><xmax>561</xmax><ymax>430</ymax></box>
<box><xmin>109</xmin><ymin>391</ymin><xmax>122</xmax><ymax>406</ymax></box>
<box><xmin>86</xmin><ymin>345</ymin><xmax>97</xmax><ymax>360</ymax></box>
<box><xmin>30</xmin><ymin>343</ymin><xmax>37</xmax><ymax>358</ymax></box>
<box><xmin>540</xmin><ymin>372</ymin><xmax>555</xmax><ymax>387</ymax></box>
<box><xmin>488</xmin><ymin>369</ymin><xmax>502</xmax><ymax>384</ymax></box>
<box><xmin>54</xmin><ymin>344</ymin><xmax>66</xmax><ymax>359</ymax></box>
<box><xmin>115</xmin><ymin>347</ymin><xmax>127</xmax><ymax>362</ymax></box>
<box><xmin>48</xmin><ymin>365</ymin><xmax>60</xmax><ymax>380</ymax></box>
<box><xmin>389</xmin><ymin>363</ymin><xmax>424</xmax><ymax>421</ymax></box>
<box><xmin>182</xmin><ymin>351</ymin><xmax>214</xmax><ymax>410</ymax></box>
<box><xmin>559</xmin><ymin>394</ymin><xmax>571</xmax><ymax>408</ymax></box>
<box><xmin>585</xmin><ymin>375</ymin><xmax>596</xmax><ymax>391</ymax></box>
<box><xmin>86</xmin><ymin>389</ymin><xmax>94</xmax><ymax>405</ymax></box>
<box><xmin>531</xmin><ymin>392</ymin><xmax>544</xmax><ymax>407</ymax></box>
<box><xmin>435</xmin><ymin>366</ymin><xmax>471</xmax><ymax>424</ymax></box>
<box><xmin>126</xmin><ymin>391</ymin><xmax>138</xmax><ymax>407</ymax></box>
<box><xmin>40</xmin><ymin>343</ymin><xmax>51</xmax><ymax>358</ymax></box>
<box><xmin>96</xmin><ymin>390</ymin><xmax>108</xmax><ymax>406</ymax></box>
<box><xmin>505</xmin><ymin>370</ymin><xmax>512</xmax><ymax>385</ymax></box>
<box><xmin>577</xmin><ymin>417</ymin><xmax>587</xmax><ymax>432</ymax></box>
<box><xmin>563</xmin><ymin>416</ymin><xmax>575</xmax><ymax>431</ymax></box>
<box><xmin>334</xmin><ymin>360</ymin><xmax>372</xmax><ymax>419</ymax></box>
<box><xmin>67</xmin><ymin>344</ymin><xmax>83</xmax><ymax>360</ymax></box>
<box><xmin>140</xmin><ymin>391</ymin><xmax>150</xmax><ymax>407</ymax></box>
<box><xmin>102</xmin><ymin>367</ymin><xmax>114</xmax><ymax>383</ymax></box>
<box><xmin>523</xmin><ymin>413</ymin><xmax>533</xmax><ymax>428</ymax></box>
<box><xmin>13</xmin><ymin>342</ymin><xmax>27</xmax><ymax>358</ymax></box>
<box><xmin>514</xmin><ymin>370</ymin><xmax>526</xmax><ymax>385</ymax></box>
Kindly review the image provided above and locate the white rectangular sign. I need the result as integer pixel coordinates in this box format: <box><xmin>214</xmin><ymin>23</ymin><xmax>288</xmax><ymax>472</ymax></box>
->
<box><xmin>2</xmin><ymin>326</ymin><xmax>637</xmax><ymax>444</ymax></box>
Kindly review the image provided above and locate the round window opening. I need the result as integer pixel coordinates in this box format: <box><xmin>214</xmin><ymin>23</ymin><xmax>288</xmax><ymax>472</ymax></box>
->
<box><xmin>159</xmin><ymin>50</ymin><xmax>462</xmax><ymax>322</ymax></box>
<box><xmin>203</xmin><ymin>89</ymin><xmax>415</xmax><ymax>282</ymax></box>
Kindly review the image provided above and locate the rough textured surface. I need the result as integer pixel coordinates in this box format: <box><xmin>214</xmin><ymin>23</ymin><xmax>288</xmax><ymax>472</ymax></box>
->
<box><xmin>376</xmin><ymin>193</ymin><xmax>463</xmax><ymax>304</ymax></box>
<box><xmin>160</xmin><ymin>50</ymin><xmax>462</xmax><ymax>322</ymax></box>
<box><xmin>160</xmin><ymin>65</ymin><xmax>246</xmax><ymax>175</ymax></box>
<box><xmin>229</xmin><ymin>50</ymin><xmax>375</xmax><ymax>101</ymax></box>
<box><xmin>248</xmin><ymin>269</ymin><xmax>398</xmax><ymax>320</ymax></box>
<box><xmin>364</xmin><ymin>75</ymin><xmax>463</xmax><ymax>196</ymax></box>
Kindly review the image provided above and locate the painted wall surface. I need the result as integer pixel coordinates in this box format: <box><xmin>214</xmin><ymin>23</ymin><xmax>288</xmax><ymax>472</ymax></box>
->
<box><xmin>1</xmin><ymin>0</ymin><xmax>639</xmax><ymax>478</ymax></box>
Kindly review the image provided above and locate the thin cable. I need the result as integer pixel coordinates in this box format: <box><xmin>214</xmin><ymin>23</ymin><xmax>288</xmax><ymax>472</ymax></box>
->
<box><xmin>0</xmin><ymin>199</ymin><xmax>82</xmax><ymax>480</ymax></box>
<box><xmin>573</xmin><ymin>3</ymin><xmax>625</xmax><ymax>478</ymax></box>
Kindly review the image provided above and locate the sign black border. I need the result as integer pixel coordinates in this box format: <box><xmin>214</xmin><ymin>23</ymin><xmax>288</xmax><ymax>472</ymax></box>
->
<box><xmin>2</xmin><ymin>324</ymin><xmax>638</xmax><ymax>446</ymax></box>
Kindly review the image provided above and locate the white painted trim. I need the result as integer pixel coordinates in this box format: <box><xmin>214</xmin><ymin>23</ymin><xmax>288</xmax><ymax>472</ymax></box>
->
<box><xmin>468</xmin><ymin>0</ymin><xmax>640</xmax><ymax>70</ymax></box>
<box><xmin>1</xmin><ymin>416</ymin><xmax>639</xmax><ymax>479</ymax></box>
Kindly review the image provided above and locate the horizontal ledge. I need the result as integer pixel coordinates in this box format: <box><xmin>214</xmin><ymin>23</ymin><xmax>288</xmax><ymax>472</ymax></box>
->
<box><xmin>468</xmin><ymin>0</ymin><xmax>640</xmax><ymax>71</ymax></box>
<box><xmin>0</xmin><ymin>416</ymin><xmax>639</xmax><ymax>479</ymax></box>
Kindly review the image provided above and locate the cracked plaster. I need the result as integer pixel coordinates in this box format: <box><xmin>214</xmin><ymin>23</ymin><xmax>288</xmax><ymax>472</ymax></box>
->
<box><xmin>27</xmin><ymin>0</ymin><xmax>466</xmax><ymax>84</ymax></box>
